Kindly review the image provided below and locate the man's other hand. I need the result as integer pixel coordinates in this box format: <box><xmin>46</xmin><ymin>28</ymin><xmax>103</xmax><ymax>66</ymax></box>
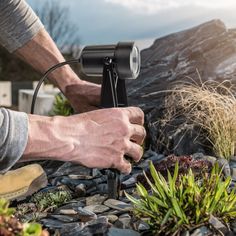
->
<box><xmin>64</xmin><ymin>80</ymin><xmax>101</xmax><ymax>113</ymax></box>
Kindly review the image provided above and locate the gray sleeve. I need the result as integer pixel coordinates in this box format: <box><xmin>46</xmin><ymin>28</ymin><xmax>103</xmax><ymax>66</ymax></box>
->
<box><xmin>0</xmin><ymin>109</ymin><xmax>28</xmax><ymax>173</ymax></box>
<box><xmin>0</xmin><ymin>0</ymin><xmax>44</xmax><ymax>53</ymax></box>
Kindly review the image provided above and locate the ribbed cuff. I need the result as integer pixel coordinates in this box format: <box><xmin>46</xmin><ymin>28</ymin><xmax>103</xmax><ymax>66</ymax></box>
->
<box><xmin>0</xmin><ymin>109</ymin><xmax>28</xmax><ymax>173</ymax></box>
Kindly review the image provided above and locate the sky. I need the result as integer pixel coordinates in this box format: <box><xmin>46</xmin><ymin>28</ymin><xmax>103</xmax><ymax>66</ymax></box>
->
<box><xmin>27</xmin><ymin>0</ymin><xmax>236</xmax><ymax>49</ymax></box>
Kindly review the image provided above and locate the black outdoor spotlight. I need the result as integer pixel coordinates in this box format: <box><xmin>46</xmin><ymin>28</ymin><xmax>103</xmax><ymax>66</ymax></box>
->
<box><xmin>80</xmin><ymin>42</ymin><xmax>141</xmax><ymax>199</ymax></box>
<box><xmin>80</xmin><ymin>42</ymin><xmax>140</xmax><ymax>107</ymax></box>
<box><xmin>31</xmin><ymin>42</ymin><xmax>141</xmax><ymax>199</ymax></box>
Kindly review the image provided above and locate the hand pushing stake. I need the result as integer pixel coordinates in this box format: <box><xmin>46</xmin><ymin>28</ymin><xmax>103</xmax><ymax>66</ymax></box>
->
<box><xmin>80</xmin><ymin>42</ymin><xmax>141</xmax><ymax>199</ymax></box>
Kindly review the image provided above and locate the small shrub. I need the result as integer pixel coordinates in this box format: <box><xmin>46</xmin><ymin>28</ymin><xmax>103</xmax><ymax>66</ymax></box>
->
<box><xmin>126</xmin><ymin>162</ymin><xmax>236</xmax><ymax>235</ymax></box>
<box><xmin>51</xmin><ymin>93</ymin><xmax>74</xmax><ymax>116</ymax></box>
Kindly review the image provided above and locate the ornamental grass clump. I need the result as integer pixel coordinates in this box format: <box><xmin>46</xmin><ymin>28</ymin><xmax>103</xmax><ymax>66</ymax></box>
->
<box><xmin>126</xmin><ymin>162</ymin><xmax>236</xmax><ymax>235</ymax></box>
<box><xmin>164</xmin><ymin>81</ymin><xmax>236</xmax><ymax>159</ymax></box>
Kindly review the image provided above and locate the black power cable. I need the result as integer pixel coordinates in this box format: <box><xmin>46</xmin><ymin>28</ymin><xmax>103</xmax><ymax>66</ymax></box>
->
<box><xmin>31</xmin><ymin>59</ymin><xmax>79</xmax><ymax>114</ymax></box>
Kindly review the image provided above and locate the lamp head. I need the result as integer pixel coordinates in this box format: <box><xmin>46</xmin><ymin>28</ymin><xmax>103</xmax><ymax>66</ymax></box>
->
<box><xmin>79</xmin><ymin>42</ymin><xmax>140</xmax><ymax>80</ymax></box>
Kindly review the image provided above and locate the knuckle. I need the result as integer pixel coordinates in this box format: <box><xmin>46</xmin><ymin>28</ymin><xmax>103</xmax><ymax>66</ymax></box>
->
<box><xmin>114</xmin><ymin>108</ymin><xmax>125</xmax><ymax>118</ymax></box>
<box><xmin>120</xmin><ymin>124</ymin><xmax>130</xmax><ymax>137</ymax></box>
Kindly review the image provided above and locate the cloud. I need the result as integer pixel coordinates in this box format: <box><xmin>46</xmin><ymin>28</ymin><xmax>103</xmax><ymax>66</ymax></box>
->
<box><xmin>104</xmin><ymin>0</ymin><xmax>236</xmax><ymax>14</ymax></box>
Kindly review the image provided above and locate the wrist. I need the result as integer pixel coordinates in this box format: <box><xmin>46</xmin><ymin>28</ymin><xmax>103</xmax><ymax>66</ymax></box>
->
<box><xmin>23</xmin><ymin>115</ymin><xmax>65</xmax><ymax>161</ymax></box>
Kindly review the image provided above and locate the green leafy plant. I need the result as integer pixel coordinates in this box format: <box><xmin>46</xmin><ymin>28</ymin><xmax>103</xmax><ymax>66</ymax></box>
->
<box><xmin>51</xmin><ymin>93</ymin><xmax>74</xmax><ymax>116</ymax></box>
<box><xmin>31</xmin><ymin>189</ymin><xmax>72</xmax><ymax>212</ymax></box>
<box><xmin>126</xmin><ymin>162</ymin><xmax>236</xmax><ymax>235</ymax></box>
<box><xmin>0</xmin><ymin>198</ymin><xmax>46</xmax><ymax>236</ymax></box>
<box><xmin>163</xmin><ymin>81</ymin><xmax>236</xmax><ymax>159</ymax></box>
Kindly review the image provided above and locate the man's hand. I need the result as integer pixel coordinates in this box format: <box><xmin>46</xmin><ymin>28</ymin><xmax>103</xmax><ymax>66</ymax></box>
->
<box><xmin>23</xmin><ymin>107</ymin><xmax>146</xmax><ymax>174</ymax></box>
<box><xmin>64</xmin><ymin>80</ymin><xmax>101</xmax><ymax>113</ymax></box>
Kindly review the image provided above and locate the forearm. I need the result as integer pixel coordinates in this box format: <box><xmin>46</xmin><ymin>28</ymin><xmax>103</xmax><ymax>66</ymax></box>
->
<box><xmin>15</xmin><ymin>28</ymin><xmax>81</xmax><ymax>93</ymax></box>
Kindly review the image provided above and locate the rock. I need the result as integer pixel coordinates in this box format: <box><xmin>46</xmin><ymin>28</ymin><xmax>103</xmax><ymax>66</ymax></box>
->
<box><xmin>121</xmin><ymin>177</ymin><xmax>136</xmax><ymax>189</ymax></box>
<box><xmin>60</xmin><ymin>177</ymin><xmax>96</xmax><ymax>190</ymax></box>
<box><xmin>138</xmin><ymin>160</ymin><xmax>151</xmax><ymax>169</ymax></box>
<box><xmin>209</xmin><ymin>215</ymin><xmax>228</xmax><ymax>234</ymax></box>
<box><xmin>190</xmin><ymin>226</ymin><xmax>212</xmax><ymax>236</ymax></box>
<box><xmin>86</xmin><ymin>216</ymin><xmax>108</xmax><ymax>225</ymax></box>
<box><xmin>86</xmin><ymin>194</ymin><xmax>107</xmax><ymax>206</ymax></box>
<box><xmin>230</xmin><ymin>156</ymin><xmax>236</xmax><ymax>162</ymax></box>
<box><xmin>50</xmin><ymin>214</ymin><xmax>78</xmax><ymax>223</ymax></box>
<box><xmin>76</xmin><ymin>207</ymin><xmax>97</xmax><ymax>222</ymax></box>
<box><xmin>75</xmin><ymin>184</ymin><xmax>86</xmax><ymax>197</ymax></box>
<box><xmin>106</xmin><ymin>214</ymin><xmax>118</xmax><ymax>223</ymax></box>
<box><xmin>71</xmin><ymin>217</ymin><xmax>109</xmax><ymax>236</ymax></box>
<box><xmin>231</xmin><ymin>168</ymin><xmax>236</xmax><ymax>181</ymax></box>
<box><xmin>87</xmin><ymin>183</ymin><xmax>108</xmax><ymax>195</ymax></box>
<box><xmin>128</xmin><ymin>20</ymin><xmax>236</xmax><ymax>108</ymax></box>
<box><xmin>231</xmin><ymin>221</ymin><xmax>236</xmax><ymax>233</ymax></box>
<box><xmin>84</xmin><ymin>205</ymin><xmax>110</xmax><ymax>214</ymax></box>
<box><xmin>217</xmin><ymin>159</ymin><xmax>231</xmax><ymax>177</ymax></box>
<box><xmin>137</xmin><ymin>221</ymin><xmax>150</xmax><ymax>231</ymax></box>
<box><xmin>69</xmin><ymin>174</ymin><xmax>93</xmax><ymax>180</ymax></box>
<box><xmin>40</xmin><ymin>218</ymin><xmax>65</xmax><ymax>229</ymax></box>
<box><xmin>54</xmin><ymin>202</ymin><xmax>85</xmax><ymax>214</ymax></box>
<box><xmin>127</xmin><ymin>20</ymin><xmax>236</xmax><ymax>154</ymax></box>
<box><xmin>149</xmin><ymin>153</ymin><xmax>165</xmax><ymax>163</ymax></box>
<box><xmin>49</xmin><ymin>162</ymin><xmax>92</xmax><ymax>178</ymax></box>
<box><xmin>59</xmin><ymin>222</ymin><xmax>85</xmax><ymax>236</ymax></box>
<box><xmin>104</xmin><ymin>209</ymin><xmax>122</xmax><ymax>216</ymax></box>
<box><xmin>230</xmin><ymin>159</ymin><xmax>236</xmax><ymax>181</ymax></box>
<box><xmin>104</xmin><ymin>199</ymin><xmax>132</xmax><ymax>212</ymax></box>
<box><xmin>192</xmin><ymin>153</ymin><xmax>217</xmax><ymax>164</ymax></box>
<box><xmin>107</xmin><ymin>227</ymin><xmax>141</xmax><ymax>236</ymax></box>
<box><xmin>59</xmin><ymin>209</ymin><xmax>77</xmax><ymax>215</ymax></box>
<box><xmin>115</xmin><ymin>213</ymin><xmax>132</xmax><ymax>229</ymax></box>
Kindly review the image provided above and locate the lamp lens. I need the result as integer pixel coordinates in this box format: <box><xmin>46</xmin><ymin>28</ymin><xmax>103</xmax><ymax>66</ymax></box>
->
<box><xmin>130</xmin><ymin>46</ymin><xmax>140</xmax><ymax>77</ymax></box>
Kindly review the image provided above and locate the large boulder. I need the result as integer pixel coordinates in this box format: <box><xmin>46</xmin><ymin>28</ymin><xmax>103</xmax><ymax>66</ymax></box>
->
<box><xmin>127</xmin><ymin>19</ymin><xmax>236</xmax><ymax>155</ymax></box>
<box><xmin>127</xmin><ymin>19</ymin><xmax>236</xmax><ymax>109</ymax></box>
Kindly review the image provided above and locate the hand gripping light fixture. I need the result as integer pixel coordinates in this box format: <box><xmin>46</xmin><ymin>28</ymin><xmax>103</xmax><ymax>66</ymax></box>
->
<box><xmin>80</xmin><ymin>42</ymin><xmax>141</xmax><ymax>199</ymax></box>
<box><xmin>31</xmin><ymin>42</ymin><xmax>141</xmax><ymax>199</ymax></box>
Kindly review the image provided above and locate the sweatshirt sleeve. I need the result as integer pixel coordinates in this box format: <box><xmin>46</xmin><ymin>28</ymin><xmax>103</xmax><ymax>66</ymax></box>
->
<box><xmin>0</xmin><ymin>109</ymin><xmax>28</xmax><ymax>173</ymax></box>
<box><xmin>0</xmin><ymin>0</ymin><xmax>44</xmax><ymax>53</ymax></box>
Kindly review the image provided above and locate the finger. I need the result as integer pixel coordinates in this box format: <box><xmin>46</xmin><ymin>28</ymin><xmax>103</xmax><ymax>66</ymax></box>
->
<box><xmin>129</xmin><ymin>124</ymin><xmax>146</xmax><ymax>145</ymax></box>
<box><xmin>125</xmin><ymin>141</ymin><xmax>143</xmax><ymax>163</ymax></box>
<box><xmin>123</xmin><ymin>107</ymin><xmax>144</xmax><ymax>125</ymax></box>
<box><xmin>113</xmin><ymin>156</ymin><xmax>132</xmax><ymax>174</ymax></box>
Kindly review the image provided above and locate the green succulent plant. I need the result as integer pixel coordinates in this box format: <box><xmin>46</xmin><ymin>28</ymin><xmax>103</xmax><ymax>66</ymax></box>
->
<box><xmin>51</xmin><ymin>93</ymin><xmax>74</xmax><ymax>116</ymax></box>
<box><xmin>126</xmin><ymin>162</ymin><xmax>236</xmax><ymax>235</ymax></box>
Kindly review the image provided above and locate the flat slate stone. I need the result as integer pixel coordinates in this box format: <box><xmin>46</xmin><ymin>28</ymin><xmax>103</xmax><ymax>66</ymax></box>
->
<box><xmin>104</xmin><ymin>199</ymin><xmax>132</xmax><ymax>211</ymax></box>
<box><xmin>84</xmin><ymin>204</ymin><xmax>110</xmax><ymax>214</ymax></box>
<box><xmin>107</xmin><ymin>228</ymin><xmax>140</xmax><ymax>236</ymax></box>
<box><xmin>77</xmin><ymin>207</ymin><xmax>97</xmax><ymax>222</ymax></box>
<box><xmin>86</xmin><ymin>194</ymin><xmax>107</xmax><ymax>206</ymax></box>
